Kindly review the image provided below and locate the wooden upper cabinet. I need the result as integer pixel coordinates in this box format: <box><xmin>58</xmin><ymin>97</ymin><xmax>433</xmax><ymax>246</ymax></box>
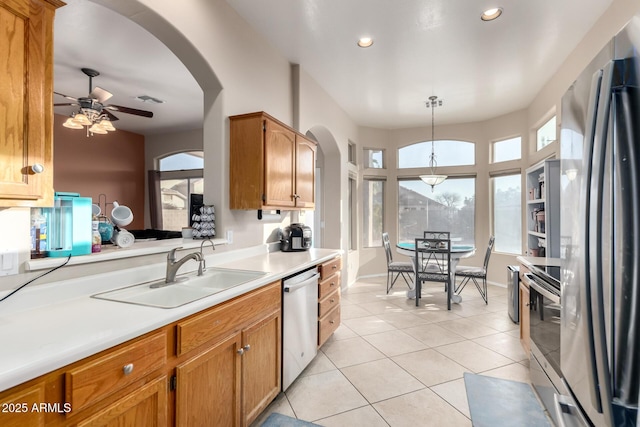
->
<box><xmin>230</xmin><ymin>112</ymin><xmax>316</xmax><ymax>210</ymax></box>
<box><xmin>264</xmin><ymin>119</ymin><xmax>296</xmax><ymax>208</ymax></box>
<box><xmin>295</xmin><ymin>135</ymin><xmax>316</xmax><ymax>209</ymax></box>
<box><xmin>0</xmin><ymin>0</ymin><xmax>64</xmax><ymax>207</ymax></box>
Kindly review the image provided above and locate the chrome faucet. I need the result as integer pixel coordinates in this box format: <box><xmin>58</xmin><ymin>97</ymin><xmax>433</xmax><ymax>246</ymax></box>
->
<box><xmin>199</xmin><ymin>239</ymin><xmax>215</xmax><ymax>273</ymax></box>
<box><xmin>164</xmin><ymin>247</ymin><xmax>204</xmax><ymax>284</ymax></box>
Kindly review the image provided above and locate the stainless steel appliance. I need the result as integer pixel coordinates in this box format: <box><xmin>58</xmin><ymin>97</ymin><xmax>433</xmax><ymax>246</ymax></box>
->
<box><xmin>281</xmin><ymin>223</ymin><xmax>312</xmax><ymax>252</ymax></box>
<box><xmin>523</xmin><ymin>265</ymin><xmax>563</xmax><ymax>426</ymax></box>
<box><xmin>282</xmin><ymin>267</ymin><xmax>319</xmax><ymax>390</ymax></box>
<box><xmin>507</xmin><ymin>265</ymin><xmax>520</xmax><ymax>323</ymax></box>
<box><xmin>558</xmin><ymin>14</ymin><xmax>640</xmax><ymax>427</ymax></box>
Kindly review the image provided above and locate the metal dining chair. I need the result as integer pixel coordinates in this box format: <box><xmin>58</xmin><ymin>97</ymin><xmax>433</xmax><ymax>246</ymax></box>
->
<box><xmin>414</xmin><ymin>236</ymin><xmax>452</xmax><ymax>309</ymax></box>
<box><xmin>382</xmin><ymin>232</ymin><xmax>414</xmax><ymax>294</ymax></box>
<box><xmin>423</xmin><ymin>231</ymin><xmax>451</xmax><ymax>290</ymax></box>
<box><xmin>454</xmin><ymin>235</ymin><xmax>495</xmax><ymax>304</ymax></box>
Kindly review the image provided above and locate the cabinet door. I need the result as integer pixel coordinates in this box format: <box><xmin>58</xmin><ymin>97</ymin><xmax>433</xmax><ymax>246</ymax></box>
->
<box><xmin>294</xmin><ymin>135</ymin><xmax>316</xmax><ymax>208</ymax></box>
<box><xmin>264</xmin><ymin>119</ymin><xmax>296</xmax><ymax>207</ymax></box>
<box><xmin>76</xmin><ymin>376</ymin><xmax>168</xmax><ymax>427</ymax></box>
<box><xmin>241</xmin><ymin>310</ymin><xmax>281</xmax><ymax>427</ymax></box>
<box><xmin>0</xmin><ymin>383</ymin><xmax>45</xmax><ymax>427</ymax></box>
<box><xmin>176</xmin><ymin>333</ymin><xmax>242</xmax><ymax>427</ymax></box>
<box><xmin>519</xmin><ymin>282</ymin><xmax>530</xmax><ymax>355</ymax></box>
<box><xmin>0</xmin><ymin>0</ymin><xmax>55</xmax><ymax>206</ymax></box>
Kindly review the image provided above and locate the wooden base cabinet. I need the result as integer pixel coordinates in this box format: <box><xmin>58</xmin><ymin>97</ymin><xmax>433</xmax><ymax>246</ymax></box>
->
<box><xmin>0</xmin><ymin>383</ymin><xmax>46</xmax><ymax>427</ymax></box>
<box><xmin>174</xmin><ymin>281</ymin><xmax>281</xmax><ymax>427</ymax></box>
<box><xmin>318</xmin><ymin>257</ymin><xmax>342</xmax><ymax>347</ymax></box>
<box><xmin>230</xmin><ymin>112</ymin><xmax>316</xmax><ymax>210</ymax></box>
<box><xmin>241</xmin><ymin>311</ymin><xmax>281</xmax><ymax>426</ymax></box>
<box><xmin>176</xmin><ymin>334</ymin><xmax>242</xmax><ymax>427</ymax></box>
<box><xmin>0</xmin><ymin>281</ymin><xmax>282</xmax><ymax>427</ymax></box>
<box><xmin>76</xmin><ymin>376</ymin><xmax>168</xmax><ymax>427</ymax></box>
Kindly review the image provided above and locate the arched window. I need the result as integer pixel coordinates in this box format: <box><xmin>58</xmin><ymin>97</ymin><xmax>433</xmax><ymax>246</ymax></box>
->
<box><xmin>398</xmin><ymin>140</ymin><xmax>475</xmax><ymax>168</ymax></box>
<box><xmin>159</xmin><ymin>151</ymin><xmax>204</xmax><ymax>171</ymax></box>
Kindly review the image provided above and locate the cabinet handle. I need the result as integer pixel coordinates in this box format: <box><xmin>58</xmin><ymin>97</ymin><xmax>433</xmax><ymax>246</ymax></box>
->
<box><xmin>123</xmin><ymin>363</ymin><xmax>134</xmax><ymax>375</ymax></box>
<box><xmin>329</xmin><ymin>320</ymin><xmax>335</xmax><ymax>324</ymax></box>
<box><xmin>330</xmin><ymin>282</ymin><xmax>335</xmax><ymax>287</ymax></box>
<box><xmin>31</xmin><ymin>164</ymin><xmax>44</xmax><ymax>174</ymax></box>
<box><xmin>237</xmin><ymin>348</ymin><xmax>244</xmax><ymax>355</ymax></box>
<box><xmin>243</xmin><ymin>344</ymin><xmax>251</xmax><ymax>352</ymax></box>
<box><xmin>332</xmin><ymin>265</ymin><xmax>337</xmax><ymax>270</ymax></box>
<box><xmin>330</xmin><ymin>299</ymin><xmax>335</xmax><ymax>303</ymax></box>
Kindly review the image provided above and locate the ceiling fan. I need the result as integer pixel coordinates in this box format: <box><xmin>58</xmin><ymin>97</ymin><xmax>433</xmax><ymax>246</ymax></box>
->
<box><xmin>54</xmin><ymin>67</ymin><xmax>154</xmax><ymax>135</ymax></box>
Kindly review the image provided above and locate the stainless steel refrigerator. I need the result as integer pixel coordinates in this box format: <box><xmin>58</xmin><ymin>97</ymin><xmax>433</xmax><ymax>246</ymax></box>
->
<box><xmin>558</xmin><ymin>14</ymin><xmax>640</xmax><ymax>427</ymax></box>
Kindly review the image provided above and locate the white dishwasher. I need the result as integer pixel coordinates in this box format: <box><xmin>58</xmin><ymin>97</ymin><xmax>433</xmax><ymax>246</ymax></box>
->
<box><xmin>282</xmin><ymin>267</ymin><xmax>319</xmax><ymax>391</ymax></box>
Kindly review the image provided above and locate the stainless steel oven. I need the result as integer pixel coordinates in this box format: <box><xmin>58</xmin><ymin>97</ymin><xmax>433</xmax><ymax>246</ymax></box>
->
<box><xmin>523</xmin><ymin>266</ymin><xmax>564</xmax><ymax>426</ymax></box>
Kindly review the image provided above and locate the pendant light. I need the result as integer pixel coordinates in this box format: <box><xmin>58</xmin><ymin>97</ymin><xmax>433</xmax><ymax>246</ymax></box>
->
<box><xmin>420</xmin><ymin>95</ymin><xmax>447</xmax><ymax>191</ymax></box>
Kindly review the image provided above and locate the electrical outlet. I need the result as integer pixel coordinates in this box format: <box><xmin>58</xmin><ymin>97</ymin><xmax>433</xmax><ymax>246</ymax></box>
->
<box><xmin>226</xmin><ymin>230</ymin><xmax>233</xmax><ymax>244</ymax></box>
<box><xmin>0</xmin><ymin>249</ymin><xmax>19</xmax><ymax>276</ymax></box>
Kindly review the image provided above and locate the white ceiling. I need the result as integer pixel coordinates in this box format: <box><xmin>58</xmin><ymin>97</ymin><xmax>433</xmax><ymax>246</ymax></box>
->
<box><xmin>54</xmin><ymin>0</ymin><xmax>614</xmax><ymax>134</ymax></box>
<box><xmin>53</xmin><ymin>0</ymin><xmax>202</xmax><ymax>136</ymax></box>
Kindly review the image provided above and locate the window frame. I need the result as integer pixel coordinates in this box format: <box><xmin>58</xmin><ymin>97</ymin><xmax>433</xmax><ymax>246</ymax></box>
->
<box><xmin>362</xmin><ymin>176</ymin><xmax>386</xmax><ymax>248</ymax></box>
<box><xmin>398</xmin><ymin>139</ymin><xmax>476</xmax><ymax>169</ymax></box>
<box><xmin>491</xmin><ymin>136</ymin><xmax>522</xmax><ymax>164</ymax></box>
<box><xmin>490</xmin><ymin>171</ymin><xmax>522</xmax><ymax>255</ymax></box>
<box><xmin>363</xmin><ymin>148</ymin><xmax>385</xmax><ymax>169</ymax></box>
<box><xmin>397</xmin><ymin>175</ymin><xmax>476</xmax><ymax>246</ymax></box>
<box><xmin>536</xmin><ymin>116</ymin><xmax>557</xmax><ymax>151</ymax></box>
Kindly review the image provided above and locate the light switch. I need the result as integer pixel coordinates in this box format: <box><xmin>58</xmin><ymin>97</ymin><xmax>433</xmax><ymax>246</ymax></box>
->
<box><xmin>0</xmin><ymin>249</ymin><xmax>19</xmax><ymax>276</ymax></box>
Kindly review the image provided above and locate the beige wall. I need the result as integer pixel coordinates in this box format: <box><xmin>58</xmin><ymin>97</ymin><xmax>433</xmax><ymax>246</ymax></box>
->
<box><xmin>53</xmin><ymin>114</ymin><xmax>146</xmax><ymax>230</ymax></box>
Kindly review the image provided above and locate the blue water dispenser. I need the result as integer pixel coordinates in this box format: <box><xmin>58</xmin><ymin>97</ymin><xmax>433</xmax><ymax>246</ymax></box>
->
<box><xmin>46</xmin><ymin>192</ymin><xmax>92</xmax><ymax>257</ymax></box>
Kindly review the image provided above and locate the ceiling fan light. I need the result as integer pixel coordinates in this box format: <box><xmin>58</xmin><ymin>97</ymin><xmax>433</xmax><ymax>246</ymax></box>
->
<box><xmin>63</xmin><ymin>118</ymin><xmax>83</xmax><ymax>129</ymax></box>
<box><xmin>88</xmin><ymin>124</ymin><xmax>107</xmax><ymax>134</ymax></box>
<box><xmin>73</xmin><ymin>113</ymin><xmax>91</xmax><ymax>126</ymax></box>
<box><xmin>99</xmin><ymin>119</ymin><xmax>116</xmax><ymax>131</ymax></box>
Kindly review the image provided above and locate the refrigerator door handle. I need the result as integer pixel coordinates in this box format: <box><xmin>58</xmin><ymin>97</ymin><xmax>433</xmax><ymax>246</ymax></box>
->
<box><xmin>588</xmin><ymin>59</ymin><xmax>616</xmax><ymax>425</ymax></box>
<box><xmin>579</xmin><ymin>67</ymin><xmax>605</xmax><ymax>412</ymax></box>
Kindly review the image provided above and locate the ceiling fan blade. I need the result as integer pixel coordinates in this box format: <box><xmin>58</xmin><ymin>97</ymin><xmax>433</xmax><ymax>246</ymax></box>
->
<box><xmin>103</xmin><ymin>109</ymin><xmax>119</xmax><ymax>121</ymax></box>
<box><xmin>105</xmin><ymin>104</ymin><xmax>153</xmax><ymax>118</ymax></box>
<box><xmin>89</xmin><ymin>86</ymin><xmax>113</xmax><ymax>103</ymax></box>
<box><xmin>54</xmin><ymin>91</ymin><xmax>78</xmax><ymax>102</ymax></box>
<box><xmin>54</xmin><ymin>103</ymin><xmax>79</xmax><ymax>107</ymax></box>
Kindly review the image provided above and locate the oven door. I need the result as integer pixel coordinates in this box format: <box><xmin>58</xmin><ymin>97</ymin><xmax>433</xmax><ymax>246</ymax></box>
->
<box><xmin>523</xmin><ymin>273</ymin><xmax>564</xmax><ymax>425</ymax></box>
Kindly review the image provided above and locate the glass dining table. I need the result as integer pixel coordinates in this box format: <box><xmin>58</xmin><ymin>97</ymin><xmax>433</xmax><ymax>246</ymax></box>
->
<box><xmin>396</xmin><ymin>241</ymin><xmax>476</xmax><ymax>307</ymax></box>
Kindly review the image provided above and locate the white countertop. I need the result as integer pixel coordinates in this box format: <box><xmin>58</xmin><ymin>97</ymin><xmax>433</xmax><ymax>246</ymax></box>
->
<box><xmin>516</xmin><ymin>256</ymin><xmax>561</xmax><ymax>268</ymax></box>
<box><xmin>0</xmin><ymin>246</ymin><xmax>341</xmax><ymax>392</ymax></box>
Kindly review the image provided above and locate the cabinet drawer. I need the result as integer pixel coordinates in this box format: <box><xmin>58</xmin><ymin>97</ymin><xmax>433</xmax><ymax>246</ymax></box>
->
<box><xmin>177</xmin><ymin>282</ymin><xmax>280</xmax><ymax>356</ymax></box>
<box><xmin>65</xmin><ymin>331</ymin><xmax>167</xmax><ymax>413</ymax></box>
<box><xmin>319</xmin><ymin>257</ymin><xmax>341</xmax><ymax>281</ymax></box>
<box><xmin>318</xmin><ymin>288</ymin><xmax>340</xmax><ymax>318</ymax></box>
<box><xmin>318</xmin><ymin>306</ymin><xmax>340</xmax><ymax>347</ymax></box>
<box><xmin>318</xmin><ymin>272</ymin><xmax>341</xmax><ymax>300</ymax></box>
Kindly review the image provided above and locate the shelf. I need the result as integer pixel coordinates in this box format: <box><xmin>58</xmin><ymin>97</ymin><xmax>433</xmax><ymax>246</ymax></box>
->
<box><xmin>528</xmin><ymin>231</ymin><xmax>545</xmax><ymax>238</ymax></box>
<box><xmin>527</xmin><ymin>199</ymin><xmax>545</xmax><ymax>204</ymax></box>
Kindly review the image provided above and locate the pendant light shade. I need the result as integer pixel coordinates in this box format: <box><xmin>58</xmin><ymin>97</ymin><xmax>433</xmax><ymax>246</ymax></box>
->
<box><xmin>419</xmin><ymin>95</ymin><xmax>447</xmax><ymax>191</ymax></box>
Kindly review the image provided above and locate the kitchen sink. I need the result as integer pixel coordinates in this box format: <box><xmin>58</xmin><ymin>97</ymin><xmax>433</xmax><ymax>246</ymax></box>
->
<box><xmin>91</xmin><ymin>268</ymin><xmax>267</xmax><ymax>308</ymax></box>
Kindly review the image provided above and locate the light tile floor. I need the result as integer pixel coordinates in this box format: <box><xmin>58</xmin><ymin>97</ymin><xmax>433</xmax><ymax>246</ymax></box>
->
<box><xmin>252</xmin><ymin>276</ymin><xmax>530</xmax><ymax>427</ymax></box>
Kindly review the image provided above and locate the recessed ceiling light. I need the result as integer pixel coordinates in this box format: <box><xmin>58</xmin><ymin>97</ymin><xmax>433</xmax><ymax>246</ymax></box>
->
<box><xmin>357</xmin><ymin>37</ymin><xmax>374</xmax><ymax>48</ymax></box>
<box><xmin>481</xmin><ymin>7</ymin><xmax>503</xmax><ymax>21</ymax></box>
